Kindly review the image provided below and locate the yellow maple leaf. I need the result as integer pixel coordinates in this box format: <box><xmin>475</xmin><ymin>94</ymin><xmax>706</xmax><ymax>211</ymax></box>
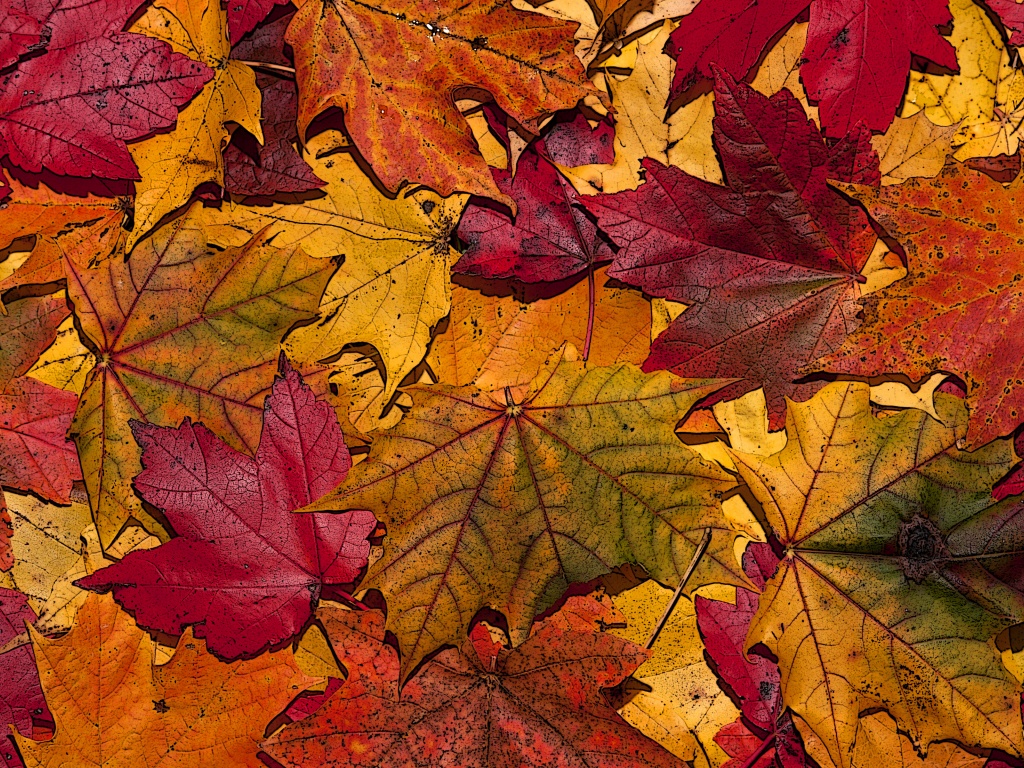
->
<box><xmin>610</xmin><ymin>580</ymin><xmax>739</xmax><ymax>767</ymax></box>
<box><xmin>200</xmin><ymin>132</ymin><xmax>467</xmax><ymax>421</ymax></box>
<box><xmin>127</xmin><ymin>0</ymin><xmax>262</xmax><ymax>250</ymax></box>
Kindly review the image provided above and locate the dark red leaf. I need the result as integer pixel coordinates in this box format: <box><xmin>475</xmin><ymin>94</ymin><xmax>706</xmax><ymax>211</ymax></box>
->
<box><xmin>581</xmin><ymin>74</ymin><xmax>873</xmax><ymax>425</ymax></box>
<box><xmin>542</xmin><ymin>112</ymin><xmax>615</xmax><ymax>167</ymax></box>
<box><xmin>227</xmin><ymin>0</ymin><xmax>291</xmax><ymax>45</ymax></box>
<box><xmin>224</xmin><ymin>76</ymin><xmax>325</xmax><ymax>197</ymax></box>
<box><xmin>642</xmin><ymin>259</ymin><xmax>861</xmax><ymax>428</ymax></box>
<box><xmin>78</xmin><ymin>361</ymin><xmax>377</xmax><ymax>660</ymax></box>
<box><xmin>698</xmin><ymin>544</ymin><xmax>808</xmax><ymax>768</ymax></box>
<box><xmin>230</xmin><ymin>10</ymin><xmax>292</xmax><ymax>65</ymax></box>
<box><xmin>0</xmin><ymin>588</ymin><xmax>49</xmax><ymax>745</ymax></box>
<box><xmin>454</xmin><ymin>140</ymin><xmax>613</xmax><ymax>283</ymax></box>
<box><xmin>0</xmin><ymin>30</ymin><xmax>211</xmax><ymax>179</ymax></box>
<box><xmin>226</xmin><ymin>11</ymin><xmax>323</xmax><ymax>196</ymax></box>
<box><xmin>697</xmin><ymin>543</ymin><xmax>781</xmax><ymax>729</ymax></box>
<box><xmin>666</xmin><ymin>0</ymin><xmax>957</xmax><ymax>137</ymax></box>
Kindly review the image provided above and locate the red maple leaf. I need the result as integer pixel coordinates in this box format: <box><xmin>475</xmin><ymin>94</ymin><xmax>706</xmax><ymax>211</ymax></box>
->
<box><xmin>986</xmin><ymin>0</ymin><xmax>1024</xmax><ymax>46</ymax></box>
<box><xmin>697</xmin><ymin>543</ymin><xmax>808</xmax><ymax>768</ymax></box>
<box><xmin>0</xmin><ymin>0</ymin><xmax>211</xmax><ymax>179</ymax></box>
<box><xmin>225</xmin><ymin>12</ymin><xmax>324</xmax><ymax>196</ymax></box>
<box><xmin>581</xmin><ymin>73</ymin><xmax>875</xmax><ymax>426</ymax></box>
<box><xmin>262</xmin><ymin>616</ymin><xmax>684</xmax><ymax>767</ymax></box>
<box><xmin>0</xmin><ymin>377</ymin><xmax>81</xmax><ymax>505</ymax></box>
<box><xmin>0</xmin><ymin>588</ymin><xmax>50</xmax><ymax>768</ymax></box>
<box><xmin>542</xmin><ymin>111</ymin><xmax>615</xmax><ymax>167</ymax></box>
<box><xmin>226</xmin><ymin>0</ymin><xmax>291</xmax><ymax>44</ymax></box>
<box><xmin>78</xmin><ymin>360</ymin><xmax>377</xmax><ymax>660</ymax></box>
<box><xmin>666</xmin><ymin>0</ymin><xmax>958</xmax><ymax>137</ymax></box>
<box><xmin>454</xmin><ymin>140</ymin><xmax>613</xmax><ymax>284</ymax></box>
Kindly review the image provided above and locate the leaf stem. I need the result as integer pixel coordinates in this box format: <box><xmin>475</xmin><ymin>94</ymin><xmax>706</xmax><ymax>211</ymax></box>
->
<box><xmin>334</xmin><ymin>590</ymin><xmax>369</xmax><ymax>612</ymax></box>
<box><xmin>237</xmin><ymin>60</ymin><xmax>296</xmax><ymax>78</ymax></box>
<box><xmin>583</xmin><ymin>262</ymin><xmax>595</xmax><ymax>362</ymax></box>
<box><xmin>644</xmin><ymin>527</ymin><xmax>712</xmax><ymax>650</ymax></box>
<box><xmin>738</xmin><ymin>732</ymin><xmax>776</xmax><ymax>768</ymax></box>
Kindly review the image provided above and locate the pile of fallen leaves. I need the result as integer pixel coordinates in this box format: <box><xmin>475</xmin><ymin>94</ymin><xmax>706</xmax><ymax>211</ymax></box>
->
<box><xmin>1</xmin><ymin>0</ymin><xmax>1024</xmax><ymax>766</ymax></box>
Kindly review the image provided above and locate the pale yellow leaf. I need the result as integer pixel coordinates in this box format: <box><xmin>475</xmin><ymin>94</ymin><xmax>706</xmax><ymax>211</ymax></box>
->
<box><xmin>25</xmin><ymin>316</ymin><xmax>95</xmax><ymax>396</ymax></box>
<box><xmin>873</xmin><ymin>113</ymin><xmax>958</xmax><ymax>185</ymax></box>
<box><xmin>750</xmin><ymin>22</ymin><xmax>817</xmax><ymax>124</ymax></box>
<box><xmin>610</xmin><ymin>580</ymin><xmax>738</xmax><ymax>767</ymax></box>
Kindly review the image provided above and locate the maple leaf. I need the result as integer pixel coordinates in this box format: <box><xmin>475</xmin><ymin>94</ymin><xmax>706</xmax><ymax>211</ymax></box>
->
<box><xmin>428</xmin><ymin>265</ymin><xmax>651</xmax><ymax>390</ymax></box>
<box><xmin>872</xmin><ymin>112</ymin><xmax>958</xmax><ymax>186</ymax></box>
<box><xmin>455</xmin><ymin>140</ymin><xmax>613</xmax><ymax>285</ymax></box>
<box><xmin>0</xmin><ymin>377</ymin><xmax>81</xmax><ymax>505</ymax></box>
<box><xmin>284</xmin><ymin>0</ymin><xmax>597</xmax><ymax>202</ymax></box>
<box><xmin>0</xmin><ymin>295</ymin><xmax>71</xmax><ymax>390</ymax></box>
<box><xmin>65</xmin><ymin>204</ymin><xmax>335</xmax><ymax>549</ymax></box>
<box><xmin>302</xmin><ymin>350</ymin><xmax>745</xmax><ymax>676</ymax></box>
<box><xmin>0</xmin><ymin>0</ymin><xmax>211</xmax><ymax>180</ymax></box>
<box><xmin>0</xmin><ymin>589</ymin><xmax>48</xmax><ymax>749</ymax></box>
<box><xmin>732</xmin><ymin>381</ymin><xmax>1024</xmax><ymax>768</ymax></box>
<box><xmin>666</xmin><ymin>0</ymin><xmax>957</xmax><ymax>137</ymax></box>
<box><xmin>542</xmin><ymin>111</ymin><xmax>615</xmax><ymax>167</ymax></box>
<box><xmin>79</xmin><ymin>361</ymin><xmax>376</xmax><ymax>659</ymax></box>
<box><xmin>200</xmin><ymin>133</ymin><xmax>467</xmax><ymax>425</ymax></box>
<box><xmin>582</xmin><ymin>73</ymin><xmax>874</xmax><ymax>426</ymax></box>
<box><xmin>823</xmin><ymin>162</ymin><xmax>1024</xmax><ymax>448</ymax></box>
<box><xmin>696</xmin><ymin>543</ymin><xmax>808</xmax><ymax>768</ymax></box>
<box><xmin>225</xmin><ymin>13</ymin><xmax>324</xmax><ymax>197</ymax></box>
<box><xmin>14</xmin><ymin>593</ymin><xmax>318</xmax><ymax>767</ymax></box>
<box><xmin>227</xmin><ymin>0</ymin><xmax>290</xmax><ymax>44</ymax></box>
<box><xmin>126</xmin><ymin>0</ymin><xmax>263</xmax><ymax>249</ymax></box>
<box><xmin>0</xmin><ymin>178</ymin><xmax>125</xmax><ymax>300</ymax></box>
<box><xmin>798</xmin><ymin>711</ymin><xmax>988</xmax><ymax>768</ymax></box>
<box><xmin>609</xmin><ymin>578</ymin><xmax>742</xmax><ymax>765</ymax></box>
<box><xmin>263</xmin><ymin>612</ymin><xmax>684</xmax><ymax>767</ymax></box>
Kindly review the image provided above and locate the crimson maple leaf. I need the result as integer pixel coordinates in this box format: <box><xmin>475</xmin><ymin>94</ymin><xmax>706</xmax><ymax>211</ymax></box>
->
<box><xmin>581</xmin><ymin>73</ymin><xmax>876</xmax><ymax>426</ymax></box>
<box><xmin>263</xmin><ymin>615</ymin><xmax>684</xmax><ymax>767</ymax></box>
<box><xmin>0</xmin><ymin>377</ymin><xmax>81</xmax><ymax>506</ymax></box>
<box><xmin>227</xmin><ymin>0</ymin><xmax>291</xmax><ymax>44</ymax></box>
<box><xmin>666</xmin><ymin>0</ymin><xmax>958</xmax><ymax>137</ymax></box>
<box><xmin>79</xmin><ymin>360</ymin><xmax>377</xmax><ymax>660</ymax></box>
<box><xmin>454</xmin><ymin>140</ymin><xmax>612</xmax><ymax>285</ymax></box>
<box><xmin>0</xmin><ymin>588</ymin><xmax>50</xmax><ymax>768</ymax></box>
<box><xmin>225</xmin><ymin>12</ymin><xmax>324</xmax><ymax>196</ymax></box>
<box><xmin>0</xmin><ymin>0</ymin><xmax>211</xmax><ymax>179</ymax></box>
<box><xmin>987</xmin><ymin>0</ymin><xmax>1024</xmax><ymax>45</ymax></box>
<box><xmin>542</xmin><ymin>111</ymin><xmax>615</xmax><ymax>167</ymax></box>
<box><xmin>697</xmin><ymin>543</ymin><xmax>808</xmax><ymax>768</ymax></box>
